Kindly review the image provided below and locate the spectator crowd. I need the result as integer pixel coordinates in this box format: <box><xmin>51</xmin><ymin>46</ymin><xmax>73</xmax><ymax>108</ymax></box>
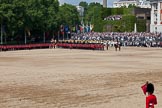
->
<box><xmin>104</xmin><ymin>15</ymin><xmax>122</xmax><ymax>21</ymax></box>
<box><xmin>71</xmin><ymin>32</ymin><xmax>162</xmax><ymax>47</ymax></box>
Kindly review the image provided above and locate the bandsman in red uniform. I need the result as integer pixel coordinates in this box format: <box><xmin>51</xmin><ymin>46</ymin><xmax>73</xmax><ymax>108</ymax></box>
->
<box><xmin>142</xmin><ymin>82</ymin><xmax>157</xmax><ymax>108</ymax></box>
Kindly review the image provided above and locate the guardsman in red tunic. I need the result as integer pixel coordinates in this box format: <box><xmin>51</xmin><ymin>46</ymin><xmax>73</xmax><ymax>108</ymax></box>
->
<box><xmin>146</xmin><ymin>83</ymin><xmax>157</xmax><ymax>108</ymax></box>
<box><xmin>142</xmin><ymin>82</ymin><xmax>157</xmax><ymax>108</ymax></box>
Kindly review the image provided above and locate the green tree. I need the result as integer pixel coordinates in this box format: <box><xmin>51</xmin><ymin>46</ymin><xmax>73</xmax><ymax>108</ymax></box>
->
<box><xmin>0</xmin><ymin>0</ymin><xmax>60</xmax><ymax>44</ymax></box>
<box><xmin>58</xmin><ymin>3</ymin><xmax>79</xmax><ymax>28</ymax></box>
<box><xmin>79</xmin><ymin>1</ymin><xmax>88</xmax><ymax>15</ymax></box>
<box><xmin>0</xmin><ymin>0</ymin><xmax>14</xmax><ymax>44</ymax></box>
<box><xmin>128</xmin><ymin>4</ymin><xmax>137</xmax><ymax>8</ymax></box>
<box><xmin>56</xmin><ymin>3</ymin><xmax>80</xmax><ymax>39</ymax></box>
<box><xmin>39</xmin><ymin>0</ymin><xmax>59</xmax><ymax>42</ymax></box>
<box><xmin>85</xmin><ymin>2</ymin><xmax>103</xmax><ymax>32</ymax></box>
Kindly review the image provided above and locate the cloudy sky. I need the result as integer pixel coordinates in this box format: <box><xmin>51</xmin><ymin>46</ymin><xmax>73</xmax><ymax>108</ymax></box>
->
<box><xmin>58</xmin><ymin>0</ymin><xmax>117</xmax><ymax>7</ymax></box>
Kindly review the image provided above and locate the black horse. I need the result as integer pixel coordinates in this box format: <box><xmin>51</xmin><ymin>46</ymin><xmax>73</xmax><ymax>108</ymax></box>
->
<box><xmin>114</xmin><ymin>42</ymin><xmax>121</xmax><ymax>51</ymax></box>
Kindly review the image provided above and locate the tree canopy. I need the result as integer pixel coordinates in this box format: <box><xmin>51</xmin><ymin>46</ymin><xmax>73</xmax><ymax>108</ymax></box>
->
<box><xmin>0</xmin><ymin>0</ymin><xmax>80</xmax><ymax>44</ymax></box>
<box><xmin>0</xmin><ymin>1</ymin><xmax>147</xmax><ymax>44</ymax></box>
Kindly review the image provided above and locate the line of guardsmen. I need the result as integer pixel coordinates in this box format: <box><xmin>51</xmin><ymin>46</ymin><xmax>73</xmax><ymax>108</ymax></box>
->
<box><xmin>50</xmin><ymin>38</ymin><xmax>121</xmax><ymax>51</ymax></box>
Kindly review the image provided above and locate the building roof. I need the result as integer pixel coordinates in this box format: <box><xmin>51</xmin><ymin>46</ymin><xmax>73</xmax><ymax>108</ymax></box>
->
<box><xmin>118</xmin><ymin>0</ymin><xmax>137</xmax><ymax>1</ymax></box>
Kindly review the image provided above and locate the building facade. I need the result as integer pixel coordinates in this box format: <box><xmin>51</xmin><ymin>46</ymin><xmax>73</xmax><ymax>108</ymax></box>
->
<box><xmin>103</xmin><ymin>0</ymin><xmax>107</xmax><ymax>8</ymax></box>
<box><xmin>132</xmin><ymin>8</ymin><xmax>151</xmax><ymax>32</ymax></box>
<box><xmin>149</xmin><ymin>0</ymin><xmax>162</xmax><ymax>33</ymax></box>
<box><xmin>113</xmin><ymin>0</ymin><xmax>151</xmax><ymax>8</ymax></box>
<box><xmin>113</xmin><ymin>0</ymin><xmax>137</xmax><ymax>8</ymax></box>
<box><xmin>138</xmin><ymin>0</ymin><xmax>151</xmax><ymax>8</ymax></box>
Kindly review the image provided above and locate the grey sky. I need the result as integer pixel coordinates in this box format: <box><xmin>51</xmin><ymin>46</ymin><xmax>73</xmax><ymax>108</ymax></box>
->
<box><xmin>58</xmin><ymin>0</ymin><xmax>116</xmax><ymax>7</ymax></box>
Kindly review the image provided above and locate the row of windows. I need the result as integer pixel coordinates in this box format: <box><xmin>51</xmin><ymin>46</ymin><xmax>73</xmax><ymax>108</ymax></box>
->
<box><xmin>113</xmin><ymin>3</ymin><xmax>136</xmax><ymax>6</ymax></box>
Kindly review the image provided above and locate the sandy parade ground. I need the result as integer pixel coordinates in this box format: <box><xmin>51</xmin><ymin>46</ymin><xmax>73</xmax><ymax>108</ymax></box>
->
<box><xmin>0</xmin><ymin>47</ymin><xmax>162</xmax><ymax>108</ymax></box>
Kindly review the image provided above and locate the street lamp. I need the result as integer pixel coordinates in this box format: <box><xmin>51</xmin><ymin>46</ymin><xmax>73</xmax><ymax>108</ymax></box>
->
<box><xmin>134</xmin><ymin>16</ymin><xmax>138</xmax><ymax>33</ymax></box>
<box><xmin>76</xmin><ymin>6</ymin><xmax>84</xmax><ymax>33</ymax></box>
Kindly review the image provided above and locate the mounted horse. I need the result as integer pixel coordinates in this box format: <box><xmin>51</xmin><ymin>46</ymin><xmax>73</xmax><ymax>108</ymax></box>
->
<box><xmin>114</xmin><ymin>42</ymin><xmax>121</xmax><ymax>51</ymax></box>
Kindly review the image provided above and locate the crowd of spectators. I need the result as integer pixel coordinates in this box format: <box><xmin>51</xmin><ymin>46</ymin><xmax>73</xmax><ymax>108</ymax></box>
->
<box><xmin>104</xmin><ymin>15</ymin><xmax>122</xmax><ymax>21</ymax></box>
<box><xmin>71</xmin><ymin>32</ymin><xmax>162</xmax><ymax>47</ymax></box>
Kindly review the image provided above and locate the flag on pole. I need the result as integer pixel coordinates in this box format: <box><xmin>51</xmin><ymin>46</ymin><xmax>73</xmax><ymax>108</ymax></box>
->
<box><xmin>64</xmin><ymin>25</ymin><xmax>69</xmax><ymax>33</ymax></box>
<box><xmin>90</xmin><ymin>24</ymin><xmax>94</xmax><ymax>32</ymax></box>
<box><xmin>60</xmin><ymin>25</ymin><xmax>64</xmax><ymax>35</ymax></box>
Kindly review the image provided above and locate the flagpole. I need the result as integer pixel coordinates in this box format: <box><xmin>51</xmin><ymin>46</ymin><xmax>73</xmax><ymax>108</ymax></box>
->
<box><xmin>67</xmin><ymin>32</ymin><xmax>68</xmax><ymax>40</ymax></box>
<box><xmin>25</xmin><ymin>31</ymin><xmax>27</xmax><ymax>44</ymax></box>
<box><xmin>58</xmin><ymin>31</ymin><xmax>59</xmax><ymax>41</ymax></box>
<box><xmin>63</xmin><ymin>32</ymin><xmax>64</xmax><ymax>40</ymax></box>
<box><xmin>43</xmin><ymin>32</ymin><xmax>45</xmax><ymax>43</ymax></box>
<box><xmin>1</xmin><ymin>22</ymin><xmax>3</xmax><ymax>44</ymax></box>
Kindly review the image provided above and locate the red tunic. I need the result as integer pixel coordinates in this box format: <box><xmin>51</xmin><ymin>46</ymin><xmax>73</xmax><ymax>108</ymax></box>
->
<box><xmin>146</xmin><ymin>94</ymin><xmax>157</xmax><ymax>108</ymax></box>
